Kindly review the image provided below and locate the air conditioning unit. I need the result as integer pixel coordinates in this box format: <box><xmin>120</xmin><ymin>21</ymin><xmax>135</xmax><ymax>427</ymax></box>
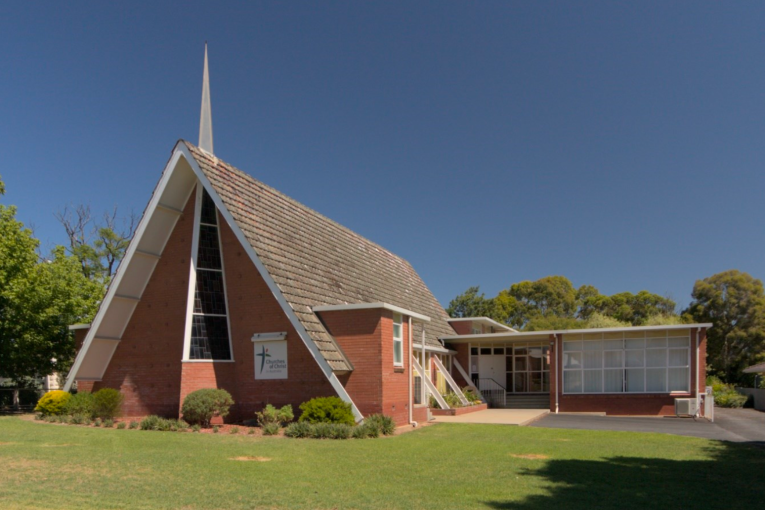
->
<box><xmin>675</xmin><ymin>398</ymin><xmax>697</xmax><ymax>417</ymax></box>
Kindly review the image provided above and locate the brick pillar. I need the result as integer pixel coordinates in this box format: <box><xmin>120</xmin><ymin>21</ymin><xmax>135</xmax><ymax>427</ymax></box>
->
<box><xmin>549</xmin><ymin>334</ymin><xmax>557</xmax><ymax>413</ymax></box>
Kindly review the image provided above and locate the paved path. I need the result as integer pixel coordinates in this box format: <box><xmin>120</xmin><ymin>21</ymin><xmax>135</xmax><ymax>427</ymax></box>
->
<box><xmin>713</xmin><ymin>407</ymin><xmax>765</xmax><ymax>443</ymax></box>
<box><xmin>530</xmin><ymin>412</ymin><xmax>745</xmax><ymax>442</ymax></box>
<box><xmin>433</xmin><ymin>409</ymin><xmax>549</xmax><ymax>426</ymax></box>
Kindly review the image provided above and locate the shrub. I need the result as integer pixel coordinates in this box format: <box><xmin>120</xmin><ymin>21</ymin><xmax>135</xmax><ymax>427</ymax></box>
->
<box><xmin>117</xmin><ymin>422</ymin><xmax>126</xmax><ymax>429</ymax></box>
<box><xmin>284</xmin><ymin>421</ymin><xmax>312</xmax><ymax>438</ymax></box>
<box><xmin>229</xmin><ymin>426</ymin><xmax>239</xmax><ymax>435</ymax></box>
<box><xmin>256</xmin><ymin>404</ymin><xmax>294</xmax><ymax>427</ymax></box>
<box><xmin>310</xmin><ymin>422</ymin><xmax>333</xmax><ymax>439</ymax></box>
<box><xmin>463</xmin><ymin>387</ymin><xmax>482</xmax><ymax>404</ymax></box>
<box><xmin>443</xmin><ymin>392</ymin><xmax>463</xmax><ymax>408</ymax></box>
<box><xmin>92</xmin><ymin>388</ymin><xmax>123</xmax><ymax>420</ymax></box>
<box><xmin>351</xmin><ymin>423</ymin><xmax>379</xmax><ymax>439</ymax></box>
<box><xmin>93</xmin><ymin>418</ymin><xmax>102</xmax><ymax>427</ymax></box>
<box><xmin>140</xmin><ymin>415</ymin><xmax>161</xmax><ymax>431</ymax></box>
<box><xmin>181</xmin><ymin>389</ymin><xmax>234</xmax><ymax>427</ymax></box>
<box><xmin>262</xmin><ymin>423</ymin><xmax>280</xmax><ymax>436</ymax></box>
<box><xmin>128</xmin><ymin>421</ymin><xmax>138</xmax><ymax>430</ymax></box>
<box><xmin>191</xmin><ymin>424</ymin><xmax>201</xmax><ymax>433</ymax></box>
<box><xmin>365</xmin><ymin>414</ymin><xmax>395</xmax><ymax>436</ymax></box>
<box><xmin>716</xmin><ymin>391</ymin><xmax>748</xmax><ymax>408</ymax></box>
<box><xmin>247</xmin><ymin>428</ymin><xmax>255</xmax><ymax>435</ymax></box>
<box><xmin>103</xmin><ymin>419</ymin><xmax>114</xmax><ymax>428</ymax></box>
<box><xmin>298</xmin><ymin>396</ymin><xmax>354</xmax><ymax>425</ymax></box>
<box><xmin>69</xmin><ymin>414</ymin><xmax>86</xmax><ymax>425</ymax></box>
<box><xmin>328</xmin><ymin>423</ymin><xmax>352</xmax><ymax>439</ymax></box>
<box><xmin>213</xmin><ymin>425</ymin><xmax>219</xmax><ymax>433</ymax></box>
<box><xmin>64</xmin><ymin>391</ymin><xmax>95</xmax><ymax>417</ymax></box>
<box><xmin>35</xmin><ymin>391</ymin><xmax>71</xmax><ymax>416</ymax></box>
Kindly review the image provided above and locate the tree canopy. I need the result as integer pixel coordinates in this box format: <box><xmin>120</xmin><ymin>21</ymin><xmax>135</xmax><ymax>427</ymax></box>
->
<box><xmin>683</xmin><ymin>270</ymin><xmax>765</xmax><ymax>383</ymax></box>
<box><xmin>0</xmin><ymin>176</ymin><xmax>102</xmax><ymax>384</ymax></box>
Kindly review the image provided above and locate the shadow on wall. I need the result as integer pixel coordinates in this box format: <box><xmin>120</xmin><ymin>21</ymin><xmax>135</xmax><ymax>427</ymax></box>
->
<box><xmin>484</xmin><ymin>441</ymin><xmax>764</xmax><ymax>510</ymax></box>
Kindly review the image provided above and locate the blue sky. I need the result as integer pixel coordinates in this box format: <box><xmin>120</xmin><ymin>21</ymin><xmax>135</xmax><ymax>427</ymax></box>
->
<box><xmin>1</xmin><ymin>2</ymin><xmax>764</xmax><ymax>310</ymax></box>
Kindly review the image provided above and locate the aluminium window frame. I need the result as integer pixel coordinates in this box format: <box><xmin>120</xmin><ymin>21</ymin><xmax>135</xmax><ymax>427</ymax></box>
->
<box><xmin>393</xmin><ymin>312</ymin><xmax>404</xmax><ymax>367</ymax></box>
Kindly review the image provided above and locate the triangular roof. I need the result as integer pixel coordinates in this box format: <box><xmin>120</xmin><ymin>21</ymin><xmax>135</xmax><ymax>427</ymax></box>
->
<box><xmin>185</xmin><ymin>141</ymin><xmax>455</xmax><ymax>369</ymax></box>
<box><xmin>66</xmin><ymin>141</ymin><xmax>455</xmax><ymax>391</ymax></box>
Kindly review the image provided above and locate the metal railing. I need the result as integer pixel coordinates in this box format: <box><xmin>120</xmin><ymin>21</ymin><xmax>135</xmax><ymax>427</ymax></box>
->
<box><xmin>477</xmin><ymin>378</ymin><xmax>506</xmax><ymax>408</ymax></box>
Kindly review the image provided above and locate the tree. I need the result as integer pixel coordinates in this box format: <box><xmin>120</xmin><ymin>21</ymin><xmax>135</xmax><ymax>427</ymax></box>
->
<box><xmin>55</xmin><ymin>204</ymin><xmax>136</xmax><ymax>285</ymax></box>
<box><xmin>506</xmin><ymin>276</ymin><xmax>578</xmax><ymax>328</ymax></box>
<box><xmin>0</xmin><ymin>176</ymin><xmax>101</xmax><ymax>384</ymax></box>
<box><xmin>684</xmin><ymin>270</ymin><xmax>765</xmax><ymax>383</ymax></box>
<box><xmin>447</xmin><ymin>286</ymin><xmax>498</xmax><ymax>319</ymax></box>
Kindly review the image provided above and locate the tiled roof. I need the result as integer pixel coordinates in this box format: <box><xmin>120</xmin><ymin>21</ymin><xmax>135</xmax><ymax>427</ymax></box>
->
<box><xmin>185</xmin><ymin>142</ymin><xmax>456</xmax><ymax>372</ymax></box>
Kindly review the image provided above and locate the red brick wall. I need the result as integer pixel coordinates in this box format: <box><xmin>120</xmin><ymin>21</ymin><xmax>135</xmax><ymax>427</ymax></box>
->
<box><xmin>451</xmin><ymin>343</ymin><xmax>471</xmax><ymax>387</ymax></box>
<box><xmin>81</xmin><ymin>185</ymin><xmax>337</xmax><ymax>420</ymax></box>
<box><xmin>323</xmin><ymin>309</ymin><xmax>414</xmax><ymax>426</ymax></box>
<box><xmin>450</xmin><ymin>321</ymin><xmax>473</xmax><ymax>335</ymax></box>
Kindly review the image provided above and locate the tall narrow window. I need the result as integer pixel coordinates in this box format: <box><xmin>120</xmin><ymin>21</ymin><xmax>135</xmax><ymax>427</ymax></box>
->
<box><xmin>190</xmin><ymin>189</ymin><xmax>232</xmax><ymax>360</ymax></box>
<box><xmin>393</xmin><ymin>313</ymin><xmax>403</xmax><ymax>367</ymax></box>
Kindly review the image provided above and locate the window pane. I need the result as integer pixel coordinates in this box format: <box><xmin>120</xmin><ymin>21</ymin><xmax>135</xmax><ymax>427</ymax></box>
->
<box><xmin>564</xmin><ymin>371</ymin><xmax>582</xmax><ymax>393</ymax></box>
<box><xmin>480</xmin><ymin>347</ymin><xmax>491</xmax><ymax>355</ymax></box>
<box><xmin>515</xmin><ymin>347</ymin><xmax>528</xmax><ymax>356</ymax></box>
<box><xmin>194</xmin><ymin>270</ymin><xmax>227</xmax><ymax>315</ymax></box>
<box><xmin>529</xmin><ymin>372</ymin><xmax>543</xmax><ymax>392</ymax></box>
<box><xmin>583</xmin><ymin>340</ymin><xmax>602</xmax><ymax>351</ymax></box>
<box><xmin>646</xmin><ymin>368</ymin><xmax>667</xmax><ymax>392</ymax></box>
<box><xmin>668</xmin><ymin>367</ymin><xmax>689</xmax><ymax>392</ymax></box>
<box><xmin>563</xmin><ymin>341</ymin><xmax>582</xmax><ymax>352</ymax></box>
<box><xmin>604</xmin><ymin>350</ymin><xmax>623</xmax><ymax>368</ymax></box>
<box><xmin>200</xmin><ymin>189</ymin><xmax>218</xmax><ymax>225</ymax></box>
<box><xmin>604</xmin><ymin>369</ymin><xmax>624</xmax><ymax>392</ymax></box>
<box><xmin>542</xmin><ymin>371</ymin><xmax>550</xmax><ymax>392</ymax></box>
<box><xmin>583</xmin><ymin>350</ymin><xmax>602</xmax><ymax>369</ymax></box>
<box><xmin>626</xmin><ymin>369</ymin><xmax>644</xmax><ymax>392</ymax></box>
<box><xmin>584</xmin><ymin>371</ymin><xmax>602</xmax><ymax>392</ymax></box>
<box><xmin>563</xmin><ymin>352</ymin><xmax>582</xmax><ymax>369</ymax></box>
<box><xmin>190</xmin><ymin>315</ymin><xmax>231</xmax><ymax>360</ymax></box>
<box><xmin>668</xmin><ymin>348</ymin><xmax>688</xmax><ymax>367</ymax></box>
<box><xmin>515</xmin><ymin>356</ymin><xmax>527</xmax><ymax>372</ymax></box>
<box><xmin>625</xmin><ymin>338</ymin><xmax>645</xmax><ymax>350</ymax></box>
<box><xmin>646</xmin><ymin>349</ymin><xmax>667</xmax><ymax>368</ymax></box>
<box><xmin>197</xmin><ymin>225</ymin><xmax>222</xmax><ymax>269</ymax></box>
<box><xmin>625</xmin><ymin>350</ymin><xmax>644</xmax><ymax>368</ymax></box>
<box><xmin>506</xmin><ymin>373</ymin><xmax>513</xmax><ymax>390</ymax></box>
<box><xmin>514</xmin><ymin>372</ymin><xmax>528</xmax><ymax>392</ymax></box>
<box><xmin>494</xmin><ymin>347</ymin><xmax>504</xmax><ymax>355</ymax></box>
<box><xmin>603</xmin><ymin>339</ymin><xmax>623</xmax><ymax>350</ymax></box>
<box><xmin>529</xmin><ymin>348</ymin><xmax>543</xmax><ymax>371</ymax></box>
<box><xmin>393</xmin><ymin>323</ymin><xmax>402</xmax><ymax>340</ymax></box>
<box><xmin>470</xmin><ymin>347</ymin><xmax>478</xmax><ymax>355</ymax></box>
<box><xmin>470</xmin><ymin>356</ymin><xmax>479</xmax><ymax>374</ymax></box>
<box><xmin>668</xmin><ymin>337</ymin><xmax>689</xmax><ymax>348</ymax></box>
<box><xmin>393</xmin><ymin>340</ymin><xmax>403</xmax><ymax>364</ymax></box>
<box><xmin>542</xmin><ymin>347</ymin><xmax>550</xmax><ymax>370</ymax></box>
<box><xmin>646</xmin><ymin>337</ymin><xmax>667</xmax><ymax>349</ymax></box>
<box><xmin>506</xmin><ymin>356</ymin><xmax>513</xmax><ymax>372</ymax></box>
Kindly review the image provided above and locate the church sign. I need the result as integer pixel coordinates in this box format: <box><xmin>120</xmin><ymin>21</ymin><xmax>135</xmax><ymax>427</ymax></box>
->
<box><xmin>252</xmin><ymin>332</ymin><xmax>288</xmax><ymax>380</ymax></box>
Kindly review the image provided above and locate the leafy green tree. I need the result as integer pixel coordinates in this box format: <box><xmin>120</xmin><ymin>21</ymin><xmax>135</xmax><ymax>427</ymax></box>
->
<box><xmin>447</xmin><ymin>286</ymin><xmax>497</xmax><ymax>319</ymax></box>
<box><xmin>507</xmin><ymin>276</ymin><xmax>578</xmax><ymax>328</ymax></box>
<box><xmin>684</xmin><ymin>270</ymin><xmax>765</xmax><ymax>383</ymax></box>
<box><xmin>0</xmin><ymin>176</ymin><xmax>101</xmax><ymax>384</ymax></box>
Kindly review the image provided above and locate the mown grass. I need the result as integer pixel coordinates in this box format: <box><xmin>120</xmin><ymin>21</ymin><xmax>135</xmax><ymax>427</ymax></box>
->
<box><xmin>0</xmin><ymin>416</ymin><xmax>761</xmax><ymax>509</ymax></box>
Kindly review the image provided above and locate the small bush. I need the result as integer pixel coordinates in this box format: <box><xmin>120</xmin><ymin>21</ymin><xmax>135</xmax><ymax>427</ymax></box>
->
<box><xmin>262</xmin><ymin>423</ymin><xmax>280</xmax><ymax>436</ymax></box>
<box><xmin>181</xmin><ymin>388</ymin><xmax>234</xmax><ymax>427</ymax></box>
<box><xmin>128</xmin><ymin>421</ymin><xmax>138</xmax><ymax>430</ymax></box>
<box><xmin>117</xmin><ymin>422</ymin><xmax>126</xmax><ymax>429</ymax></box>
<box><xmin>284</xmin><ymin>421</ymin><xmax>312</xmax><ymax>438</ymax></box>
<box><xmin>256</xmin><ymin>404</ymin><xmax>294</xmax><ymax>427</ymax></box>
<box><xmin>92</xmin><ymin>388</ymin><xmax>123</xmax><ymax>420</ymax></box>
<box><xmin>716</xmin><ymin>391</ymin><xmax>748</xmax><ymax>408</ymax></box>
<box><xmin>213</xmin><ymin>425</ymin><xmax>219</xmax><ymax>433</ymax></box>
<box><xmin>229</xmin><ymin>426</ymin><xmax>239</xmax><ymax>435</ymax></box>
<box><xmin>298</xmin><ymin>396</ymin><xmax>354</xmax><ymax>425</ymax></box>
<box><xmin>365</xmin><ymin>414</ymin><xmax>395</xmax><ymax>435</ymax></box>
<box><xmin>70</xmin><ymin>414</ymin><xmax>86</xmax><ymax>425</ymax></box>
<box><xmin>328</xmin><ymin>423</ymin><xmax>352</xmax><ymax>439</ymax></box>
<box><xmin>140</xmin><ymin>415</ymin><xmax>161</xmax><ymax>431</ymax></box>
<box><xmin>463</xmin><ymin>387</ymin><xmax>482</xmax><ymax>404</ymax></box>
<box><xmin>34</xmin><ymin>414</ymin><xmax>44</xmax><ymax>421</ymax></box>
<box><xmin>191</xmin><ymin>424</ymin><xmax>201</xmax><ymax>433</ymax></box>
<box><xmin>94</xmin><ymin>418</ymin><xmax>102</xmax><ymax>427</ymax></box>
<box><xmin>310</xmin><ymin>422</ymin><xmax>333</xmax><ymax>439</ymax></box>
<box><xmin>64</xmin><ymin>391</ymin><xmax>95</xmax><ymax>417</ymax></box>
<box><xmin>351</xmin><ymin>423</ymin><xmax>379</xmax><ymax>439</ymax></box>
<box><xmin>35</xmin><ymin>391</ymin><xmax>71</xmax><ymax>416</ymax></box>
<box><xmin>247</xmin><ymin>428</ymin><xmax>255</xmax><ymax>435</ymax></box>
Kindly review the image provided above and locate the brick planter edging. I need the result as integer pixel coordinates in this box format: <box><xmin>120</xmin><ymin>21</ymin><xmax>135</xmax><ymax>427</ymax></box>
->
<box><xmin>429</xmin><ymin>403</ymin><xmax>488</xmax><ymax>416</ymax></box>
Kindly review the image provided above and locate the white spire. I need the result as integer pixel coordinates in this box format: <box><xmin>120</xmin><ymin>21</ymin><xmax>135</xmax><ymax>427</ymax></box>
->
<box><xmin>199</xmin><ymin>42</ymin><xmax>213</xmax><ymax>154</ymax></box>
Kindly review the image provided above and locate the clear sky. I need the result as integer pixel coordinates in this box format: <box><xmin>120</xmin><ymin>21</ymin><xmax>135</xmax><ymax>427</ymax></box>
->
<box><xmin>2</xmin><ymin>2</ymin><xmax>764</xmax><ymax>310</ymax></box>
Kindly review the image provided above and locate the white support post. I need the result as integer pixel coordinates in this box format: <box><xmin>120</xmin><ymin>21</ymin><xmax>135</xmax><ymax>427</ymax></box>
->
<box><xmin>413</xmin><ymin>356</ymin><xmax>448</xmax><ymax>409</ymax></box>
<box><xmin>433</xmin><ymin>356</ymin><xmax>470</xmax><ymax>406</ymax></box>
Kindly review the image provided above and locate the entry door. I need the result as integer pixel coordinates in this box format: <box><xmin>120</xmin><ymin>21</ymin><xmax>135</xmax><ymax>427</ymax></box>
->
<box><xmin>479</xmin><ymin>355</ymin><xmax>506</xmax><ymax>384</ymax></box>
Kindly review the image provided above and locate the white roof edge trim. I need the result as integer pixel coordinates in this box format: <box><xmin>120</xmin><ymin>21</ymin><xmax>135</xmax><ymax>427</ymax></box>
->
<box><xmin>447</xmin><ymin>316</ymin><xmax>517</xmax><ymax>332</ymax></box>
<box><xmin>178</xmin><ymin>144</ymin><xmax>364</xmax><ymax>422</ymax></box>
<box><xmin>313</xmin><ymin>303</ymin><xmax>431</xmax><ymax>323</ymax></box>
<box><xmin>441</xmin><ymin>323</ymin><xmax>714</xmax><ymax>342</ymax></box>
<box><xmin>412</xmin><ymin>343</ymin><xmax>450</xmax><ymax>353</ymax></box>
<box><xmin>64</xmin><ymin>147</ymin><xmax>192</xmax><ymax>391</ymax></box>
<box><xmin>68</xmin><ymin>324</ymin><xmax>91</xmax><ymax>331</ymax></box>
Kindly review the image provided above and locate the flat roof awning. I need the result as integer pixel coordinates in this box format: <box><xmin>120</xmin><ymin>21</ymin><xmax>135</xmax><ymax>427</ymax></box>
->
<box><xmin>441</xmin><ymin>323</ymin><xmax>713</xmax><ymax>343</ymax></box>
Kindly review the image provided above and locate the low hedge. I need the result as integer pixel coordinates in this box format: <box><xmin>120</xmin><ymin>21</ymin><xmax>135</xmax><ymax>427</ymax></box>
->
<box><xmin>298</xmin><ymin>396</ymin><xmax>355</xmax><ymax>426</ymax></box>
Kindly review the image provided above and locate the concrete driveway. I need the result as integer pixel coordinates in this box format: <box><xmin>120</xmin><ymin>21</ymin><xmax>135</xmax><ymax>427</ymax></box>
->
<box><xmin>530</xmin><ymin>409</ymin><xmax>764</xmax><ymax>443</ymax></box>
<box><xmin>433</xmin><ymin>409</ymin><xmax>549</xmax><ymax>426</ymax></box>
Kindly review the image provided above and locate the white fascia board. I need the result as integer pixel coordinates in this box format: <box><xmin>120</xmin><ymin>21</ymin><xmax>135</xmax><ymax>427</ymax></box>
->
<box><xmin>441</xmin><ymin>323</ymin><xmax>714</xmax><ymax>343</ymax></box>
<box><xmin>176</xmin><ymin>144</ymin><xmax>364</xmax><ymax>423</ymax></box>
<box><xmin>252</xmin><ymin>332</ymin><xmax>288</xmax><ymax>342</ymax></box>
<box><xmin>412</xmin><ymin>343</ymin><xmax>450</xmax><ymax>354</ymax></box>
<box><xmin>68</xmin><ymin>324</ymin><xmax>91</xmax><ymax>331</ymax></box>
<box><xmin>313</xmin><ymin>303</ymin><xmax>431</xmax><ymax>323</ymax></box>
<box><xmin>447</xmin><ymin>317</ymin><xmax>517</xmax><ymax>332</ymax></box>
<box><xmin>64</xmin><ymin>146</ymin><xmax>194</xmax><ymax>391</ymax></box>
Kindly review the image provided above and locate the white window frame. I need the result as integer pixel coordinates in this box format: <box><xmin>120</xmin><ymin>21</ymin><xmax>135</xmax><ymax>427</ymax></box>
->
<box><xmin>562</xmin><ymin>332</ymin><xmax>691</xmax><ymax>395</ymax></box>
<box><xmin>393</xmin><ymin>312</ymin><xmax>403</xmax><ymax>367</ymax></box>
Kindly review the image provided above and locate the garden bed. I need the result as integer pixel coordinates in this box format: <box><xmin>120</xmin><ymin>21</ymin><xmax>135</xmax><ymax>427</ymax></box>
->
<box><xmin>429</xmin><ymin>403</ymin><xmax>488</xmax><ymax>416</ymax></box>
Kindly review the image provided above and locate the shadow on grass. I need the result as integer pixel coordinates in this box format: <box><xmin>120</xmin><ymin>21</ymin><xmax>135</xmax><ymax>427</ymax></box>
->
<box><xmin>485</xmin><ymin>441</ymin><xmax>764</xmax><ymax>510</ymax></box>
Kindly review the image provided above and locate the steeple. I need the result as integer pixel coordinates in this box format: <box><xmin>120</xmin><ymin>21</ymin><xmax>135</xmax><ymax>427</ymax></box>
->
<box><xmin>199</xmin><ymin>42</ymin><xmax>213</xmax><ymax>154</ymax></box>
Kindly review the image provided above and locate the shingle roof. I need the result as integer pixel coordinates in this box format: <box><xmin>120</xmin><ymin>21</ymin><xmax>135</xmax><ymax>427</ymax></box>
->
<box><xmin>185</xmin><ymin>141</ymin><xmax>456</xmax><ymax>372</ymax></box>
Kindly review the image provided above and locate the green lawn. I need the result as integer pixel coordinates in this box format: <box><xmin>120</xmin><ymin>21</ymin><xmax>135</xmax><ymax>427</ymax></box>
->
<box><xmin>0</xmin><ymin>416</ymin><xmax>761</xmax><ymax>510</ymax></box>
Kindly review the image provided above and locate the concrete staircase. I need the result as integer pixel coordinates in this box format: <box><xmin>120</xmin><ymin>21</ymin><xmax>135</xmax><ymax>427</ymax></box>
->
<box><xmin>500</xmin><ymin>394</ymin><xmax>549</xmax><ymax>409</ymax></box>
